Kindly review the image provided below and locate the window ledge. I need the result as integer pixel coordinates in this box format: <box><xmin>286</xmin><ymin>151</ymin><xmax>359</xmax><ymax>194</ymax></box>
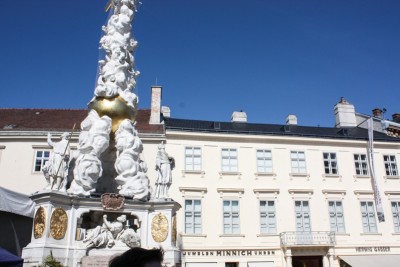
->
<box><xmin>384</xmin><ymin>175</ymin><xmax>400</xmax><ymax>180</ymax></box>
<box><xmin>353</xmin><ymin>175</ymin><xmax>371</xmax><ymax>180</ymax></box>
<box><xmin>290</xmin><ymin>173</ymin><xmax>309</xmax><ymax>177</ymax></box>
<box><xmin>289</xmin><ymin>173</ymin><xmax>310</xmax><ymax>180</ymax></box>
<box><xmin>182</xmin><ymin>170</ymin><xmax>205</xmax><ymax>178</ymax></box>
<box><xmin>180</xmin><ymin>233</ymin><xmax>207</xmax><ymax>238</ymax></box>
<box><xmin>323</xmin><ymin>174</ymin><xmax>341</xmax><ymax>178</ymax></box>
<box><xmin>392</xmin><ymin>233</ymin><xmax>400</xmax><ymax>235</ymax></box>
<box><xmin>360</xmin><ymin>233</ymin><xmax>382</xmax><ymax>236</ymax></box>
<box><xmin>219</xmin><ymin>172</ymin><xmax>242</xmax><ymax>179</ymax></box>
<box><xmin>255</xmin><ymin>172</ymin><xmax>276</xmax><ymax>179</ymax></box>
<box><xmin>219</xmin><ymin>234</ymin><xmax>245</xmax><ymax>237</ymax></box>
<box><xmin>257</xmin><ymin>233</ymin><xmax>279</xmax><ymax>237</ymax></box>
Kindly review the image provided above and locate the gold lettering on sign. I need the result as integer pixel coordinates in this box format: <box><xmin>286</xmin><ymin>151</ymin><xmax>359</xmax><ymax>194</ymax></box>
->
<box><xmin>50</xmin><ymin>208</ymin><xmax>68</xmax><ymax>240</ymax></box>
<box><xmin>151</xmin><ymin>213</ymin><xmax>169</xmax><ymax>243</ymax></box>
<box><xmin>34</xmin><ymin>207</ymin><xmax>46</xmax><ymax>239</ymax></box>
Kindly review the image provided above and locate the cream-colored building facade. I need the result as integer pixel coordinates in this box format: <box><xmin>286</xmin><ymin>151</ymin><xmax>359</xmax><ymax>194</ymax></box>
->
<box><xmin>1</xmin><ymin>94</ymin><xmax>400</xmax><ymax>267</ymax></box>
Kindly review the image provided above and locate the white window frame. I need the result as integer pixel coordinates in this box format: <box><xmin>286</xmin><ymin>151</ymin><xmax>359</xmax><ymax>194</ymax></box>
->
<box><xmin>256</xmin><ymin>149</ymin><xmax>273</xmax><ymax>173</ymax></box>
<box><xmin>323</xmin><ymin>152</ymin><xmax>338</xmax><ymax>175</ymax></box>
<box><xmin>33</xmin><ymin>150</ymin><xmax>51</xmax><ymax>173</ymax></box>
<box><xmin>354</xmin><ymin>154</ymin><xmax>369</xmax><ymax>176</ymax></box>
<box><xmin>291</xmin><ymin>151</ymin><xmax>307</xmax><ymax>174</ymax></box>
<box><xmin>328</xmin><ymin>200</ymin><xmax>346</xmax><ymax>233</ymax></box>
<box><xmin>259</xmin><ymin>200</ymin><xmax>276</xmax><ymax>233</ymax></box>
<box><xmin>391</xmin><ymin>201</ymin><xmax>400</xmax><ymax>233</ymax></box>
<box><xmin>221</xmin><ymin>148</ymin><xmax>238</xmax><ymax>172</ymax></box>
<box><xmin>184</xmin><ymin>199</ymin><xmax>202</xmax><ymax>234</ymax></box>
<box><xmin>184</xmin><ymin>147</ymin><xmax>202</xmax><ymax>171</ymax></box>
<box><xmin>294</xmin><ymin>200</ymin><xmax>311</xmax><ymax>232</ymax></box>
<box><xmin>223</xmin><ymin>199</ymin><xmax>240</xmax><ymax>234</ymax></box>
<box><xmin>360</xmin><ymin>201</ymin><xmax>378</xmax><ymax>233</ymax></box>
<box><xmin>384</xmin><ymin>155</ymin><xmax>398</xmax><ymax>176</ymax></box>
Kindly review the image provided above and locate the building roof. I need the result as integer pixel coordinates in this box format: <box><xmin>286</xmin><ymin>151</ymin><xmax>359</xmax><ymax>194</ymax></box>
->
<box><xmin>0</xmin><ymin>108</ymin><xmax>164</xmax><ymax>134</ymax></box>
<box><xmin>165</xmin><ymin>118</ymin><xmax>400</xmax><ymax>142</ymax></box>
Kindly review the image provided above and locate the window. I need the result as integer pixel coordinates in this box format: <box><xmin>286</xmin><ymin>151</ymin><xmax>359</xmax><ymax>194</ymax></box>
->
<box><xmin>185</xmin><ymin>147</ymin><xmax>201</xmax><ymax>171</ymax></box>
<box><xmin>223</xmin><ymin>200</ymin><xmax>240</xmax><ymax>234</ymax></box>
<box><xmin>328</xmin><ymin>201</ymin><xmax>345</xmax><ymax>233</ymax></box>
<box><xmin>354</xmin><ymin>154</ymin><xmax>369</xmax><ymax>175</ymax></box>
<box><xmin>295</xmin><ymin>200</ymin><xmax>311</xmax><ymax>232</ymax></box>
<box><xmin>221</xmin><ymin>149</ymin><xmax>238</xmax><ymax>172</ymax></box>
<box><xmin>291</xmin><ymin>151</ymin><xmax>306</xmax><ymax>174</ymax></box>
<box><xmin>391</xmin><ymin>202</ymin><xmax>400</xmax><ymax>232</ymax></box>
<box><xmin>257</xmin><ymin>150</ymin><xmax>273</xmax><ymax>173</ymax></box>
<box><xmin>323</xmin><ymin>152</ymin><xmax>338</xmax><ymax>175</ymax></box>
<box><xmin>184</xmin><ymin>200</ymin><xmax>202</xmax><ymax>234</ymax></box>
<box><xmin>360</xmin><ymin>201</ymin><xmax>377</xmax><ymax>233</ymax></box>
<box><xmin>384</xmin><ymin>155</ymin><xmax>398</xmax><ymax>176</ymax></box>
<box><xmin>33</xmin><ymin>150</ymin><xmax>50</xmax><ymax>172</ymax></box>
<box><xmin>260</xmin><ymin>200</ymin><xmax>276</xmax><ymax>233</ymax></box>
<box><xmin>225</xmin><ymin>263</ymin><xmax>238</xmax><ymax>267</ymax></box>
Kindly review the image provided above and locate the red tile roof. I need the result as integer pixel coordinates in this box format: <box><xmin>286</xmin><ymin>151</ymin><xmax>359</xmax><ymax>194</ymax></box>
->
<box><xmin>0</xmin><ymin>108</ymin><xmax>164</xmax><ymax>134</ymax></box>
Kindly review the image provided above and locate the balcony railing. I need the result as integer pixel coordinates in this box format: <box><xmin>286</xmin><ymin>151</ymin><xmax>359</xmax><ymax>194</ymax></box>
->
<box><xmin>280</xmin><ymin>231</ymin><xmax>335</xmax><ymax>247</ymax></box>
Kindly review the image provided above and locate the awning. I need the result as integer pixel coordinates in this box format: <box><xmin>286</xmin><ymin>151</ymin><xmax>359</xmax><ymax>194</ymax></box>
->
<box><xmin>0</xmin><ymin>247</ymin><xmax>23</xmax><ymax>267</ymax></box>
<box><xmin>0</xmin><ymin>187</ymin><xmax>35</xmax><ymax>218</ymax></box>
<box><xmin>339</xmin><ymin>255</ymin><xmax>400</xmax><ymax>267</ymax></box>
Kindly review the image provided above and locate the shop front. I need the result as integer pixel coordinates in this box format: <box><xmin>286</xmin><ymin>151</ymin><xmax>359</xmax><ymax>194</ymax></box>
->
<box><xmin>182</xmin><ymin>248</ymin><xmax>281</xmax><ymax>267</ymax></box>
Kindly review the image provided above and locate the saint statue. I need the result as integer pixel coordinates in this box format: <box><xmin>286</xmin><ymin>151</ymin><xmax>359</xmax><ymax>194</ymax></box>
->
<box><xmin>153</xmin><ymin>142</ymin><xmax>175</xmax><ymax>199</ymax></box>
<box><xmin>43</xmin><ymin>132</ymin><xmax>70</xmax><ymax>192</ymax></box>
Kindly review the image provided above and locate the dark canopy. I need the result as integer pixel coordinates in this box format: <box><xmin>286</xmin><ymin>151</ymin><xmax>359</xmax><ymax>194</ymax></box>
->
<box><xmin>0</xmin><ymin>247</ymin><xmax>23</xmax><ymax>267</ymax></box>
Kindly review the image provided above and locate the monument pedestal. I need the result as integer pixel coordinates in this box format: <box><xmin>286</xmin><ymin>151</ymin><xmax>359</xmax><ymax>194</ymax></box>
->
<box><xmin>22</xmin><ymin>191</ymin><xmax>181</xmax><ymax>267</ymax></box>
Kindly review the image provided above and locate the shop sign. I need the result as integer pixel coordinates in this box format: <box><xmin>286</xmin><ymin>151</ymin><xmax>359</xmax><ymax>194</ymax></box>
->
<box><xmin>355</xmin><ymin>247</ymin><xmax>391</xmax><ymax>253</ymax></box>
<box><xmin>182</xmin><ymin>250</ymin><xmax>276</xmax><ymax>257</ymax></box>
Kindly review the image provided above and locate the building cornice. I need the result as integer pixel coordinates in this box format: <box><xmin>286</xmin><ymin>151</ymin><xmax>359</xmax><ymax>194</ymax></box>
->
<box><xmin>166</xmin><ymin>130</ymin><xmax>400</xmax><ymax>148</ymax></box>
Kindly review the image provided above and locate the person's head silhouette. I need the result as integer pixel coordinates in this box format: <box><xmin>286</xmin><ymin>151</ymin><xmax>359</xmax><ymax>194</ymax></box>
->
<box><xmin>109</xmin><ymin>247</ymin><xmax>164</xmax><ymax>267</ymax></box>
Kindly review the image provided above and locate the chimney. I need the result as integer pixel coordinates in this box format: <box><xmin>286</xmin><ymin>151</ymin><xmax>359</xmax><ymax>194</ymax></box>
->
<box><xmin>372</xmin><ymin>108</ymin><xmax>383</xmax><ymax>118</ymax></box>
<box><xmin>286</xmin><ymin>114</ymin><xmax>297</xmax><ymax>125</ymax></box>
<box><xmin>150</xmin><ymin>86</ymin><xmax>162</xmax><ymax>124</ymax></box>
<box><xmin>161</xmin><ymin>106</ymin><xmax>171</xmax><ymax>118</ymax></box>
<box><xmin>392</xmin><ymin>113</ymin><xmax>400</xmax><ymax>123</ymax></box>
<box><xmin>334</xmin><ymin>97</ymin><xmax>357</xmax><ymax>128</ymax></box>
<box><xmin>231</xmin><ymin>111</ymin><xmax>247</xmax><ymax>123</ymax></box>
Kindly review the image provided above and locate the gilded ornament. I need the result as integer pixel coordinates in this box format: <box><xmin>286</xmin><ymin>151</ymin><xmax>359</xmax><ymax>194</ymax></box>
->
<box><xmin>151</xmin><ymin>213</ymin><xmax>169</xmax><ymax>243</ymax></box>
<box><xmin>172</xmin><ymin>215</ymin><xmax>177</xmax><ymax>245</ymax></box>
<box><xmin>33</xmin><ymin>207</ymin><xmax>46</xmax><ymax>239</ymax></box>
<box><xmin>50</xmin><ymin>208</ymin><xmax>68</xmax><ymax>240</ymax></box>
<box><xmin>88</xmin><ymin>96</ymin><xmax>136</xmax><ymax>134</ymax></box>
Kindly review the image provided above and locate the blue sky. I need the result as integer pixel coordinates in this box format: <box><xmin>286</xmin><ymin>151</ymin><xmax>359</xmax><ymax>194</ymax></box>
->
<box><xmin>0</xmin><ymin>0</ymin><xmax>399</xmax><ymax>126</ymax></box>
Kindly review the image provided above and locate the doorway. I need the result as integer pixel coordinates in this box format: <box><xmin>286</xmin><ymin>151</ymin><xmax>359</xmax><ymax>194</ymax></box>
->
<box><xmin>292</xmin><ymin>256</ymin><xmax>323</xmax><ymax>267</ymax></box>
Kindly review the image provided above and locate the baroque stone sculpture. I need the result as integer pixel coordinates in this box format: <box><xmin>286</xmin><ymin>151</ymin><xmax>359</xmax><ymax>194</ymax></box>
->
<box><xmin>153</xmin><ymin>142</ymin><xmax>175</xmax><ymax>199</ymax></box>
<box><xmin>69</xmin><ymin>110</ymin><xmax>112</xmax><ymax>196</ymax></box>
<box><xmin>67</xmin><ymin>0</ymin><xmax>151</xmax><ymax>198</ymax></box>
<box><xmin>43</xmin><ymin>133</ymin><xmax>70</xmax><ymax>192</ymax></box>
<box><xmin>83</xmin><ymin>214</ymin><xmax>140</xmax><ymax>248</ymax></box>
<box><xmin>115</xmin><ymin>119</ymin><xmax>150</xmax><ymax>200</ymax></box>
<box><xmin>94</xmin><ymin>0</ymin><xmax>139</xmax><ymax>107</ymax></box>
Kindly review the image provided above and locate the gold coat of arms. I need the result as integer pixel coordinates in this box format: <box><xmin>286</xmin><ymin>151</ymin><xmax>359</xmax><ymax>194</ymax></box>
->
<box><xmin>50</xmin><ymin>208</ymin><xmax>68</xmax><ymax>240</ymax></box>
<box><xmin>151</xmin><ymin>213</ymin><xmax>169</xmax><ymax>243</ymax></box>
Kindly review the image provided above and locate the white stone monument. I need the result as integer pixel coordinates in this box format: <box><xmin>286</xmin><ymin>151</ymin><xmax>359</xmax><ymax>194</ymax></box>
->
<box><xmin>22</xmin><ymin>1</ymin><xmax>180</xmax><ymax>266</ymax></box>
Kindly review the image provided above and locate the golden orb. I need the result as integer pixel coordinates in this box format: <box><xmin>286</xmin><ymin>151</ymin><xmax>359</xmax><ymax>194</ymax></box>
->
<box><xmin>88</xmin><ymin>96</ymin><xmax>136</xmax><ymax>133</ymax></box>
